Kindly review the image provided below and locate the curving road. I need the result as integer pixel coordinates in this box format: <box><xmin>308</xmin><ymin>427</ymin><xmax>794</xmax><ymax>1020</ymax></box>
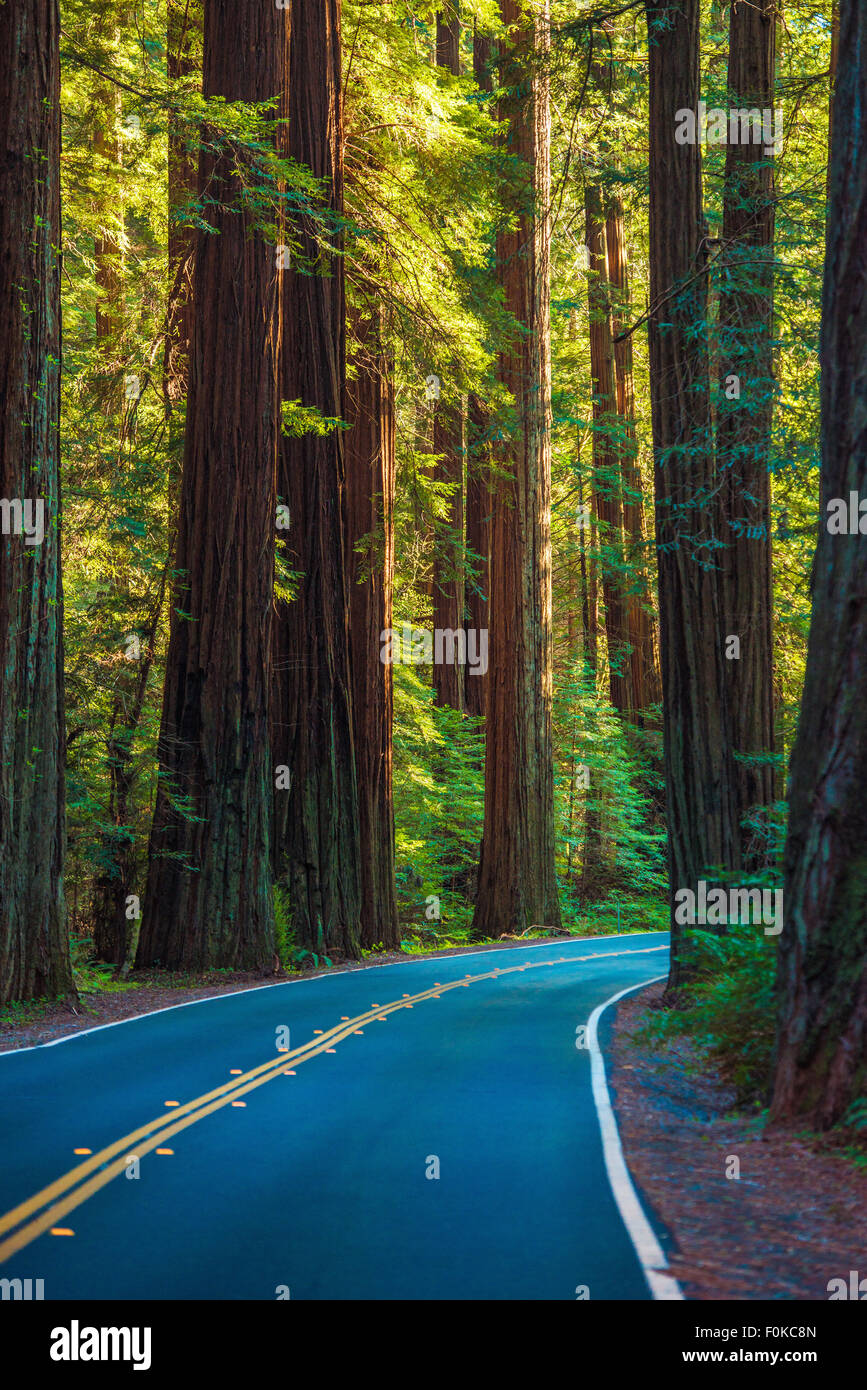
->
<box><xmin>0</xmin><ymin>931</ymin><xmax>676</xmax><ymax>1301</ymax></box>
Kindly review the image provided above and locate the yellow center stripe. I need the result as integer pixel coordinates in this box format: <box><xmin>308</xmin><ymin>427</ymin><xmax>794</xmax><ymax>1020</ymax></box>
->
<box><xmin>0</xmin><ymin>945</ymin><xmax>665</xmax><ymax>1264</ymax></box>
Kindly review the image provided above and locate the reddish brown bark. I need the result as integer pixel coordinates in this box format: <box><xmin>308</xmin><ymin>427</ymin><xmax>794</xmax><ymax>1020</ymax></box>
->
<box><xmin>472</xmin><ymin>0</ymin><xmax>561</xmax><ymax>938</ymax></box>
<box><xmin>605</xmin><ymin>195</ymin><xmax>661</xmax><ymax>719</ymax></box>
<box><xmin>345</xmin><ymin>307</ymin><xmax>400</xmax><ymax>950</ymax></box>
<box><xmin>437</xmin><ymin>7</ymin><xmax>461</xmax><ymax>71</ymax></box>
<box><xmin>770</xmin><ymin>0</ymin><xmax>867</xmax><ymax>1129</ymax></box>
<box><xmin>271</xmin><ymin>0</ymin><xmax>363</xmax><ymax>958</ymax></box>
<box><xmin>645</xmin><ymin>0</ymin><xmax>737</xmax><ymax>989</ymax></box>
<box><xmin>140</xmin><ymin>0</ymin><xmax>282</xmax><ymax>968</ymax></box>
<box><xmin>585</xmin><ymin>183</ymin><xmax>631</xmax><ymax>715</ymax></box>
<box><xmin>0</xmin><ymin>0</ymin><xmax>73</xmax><ymax>1002</ymax></box>
<box><xmin>716</xmin><ymin>0</ymin><xmax>776</xmax><ymax>869</ymax></box>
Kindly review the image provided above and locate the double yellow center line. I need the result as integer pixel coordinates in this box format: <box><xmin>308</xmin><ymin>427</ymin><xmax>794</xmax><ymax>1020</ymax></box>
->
<box><xmin>0</xmin><ymin>945</ymin><xmax>665</xmax><ymax>1264</ymax></box>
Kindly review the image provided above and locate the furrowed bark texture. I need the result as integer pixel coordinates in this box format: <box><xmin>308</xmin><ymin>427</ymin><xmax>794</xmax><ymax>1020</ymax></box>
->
<box><xmin>140</xmin><ymin>0</ymin><xmax>281</xmax><ymax>968</ymax></box>
<box><xmin>770</xmin><ymin>0</ymin><xmax>867</xmax><ymax>1129</ymax></box>
<box><xmin>605</xmin><ymin>196</ymin><xmax>661</xmax><ymax>720</ymax></box>
<box><xmin>0</xmin><ymin>0</ymin><xmax>73</xmax><ymax>1001</ymax></box>
<box><xmin>345</xmin><ymin>308</ymin><xmax>400</xmax><ymax>949</ymax></box>
<box><xmin>585</xmin><ymin>183</ymin><xmax>631</xmax><ymax>715</ymax></box>
<box><xmin>272</xmin><ymin>0</ymin><xmax>363</xmax><ymax>958</ymax></box>
<box><xmin>645</xmin><ymin>0</ymin><xmax>737</xmax><ymax>989</ymax></box>
<box><xmin>473</xmin><ymin>0</ymin><xmax>561</xmax><ymax>937</ymax></box>
<box><xmin>717</xmin><ymin>0</ymin><xmax>776</xmax><ymax>868</ymax></box>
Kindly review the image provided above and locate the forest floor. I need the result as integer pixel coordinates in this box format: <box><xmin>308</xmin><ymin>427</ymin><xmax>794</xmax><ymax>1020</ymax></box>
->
<box><xmin>0</xmin><ymin>930</ymin><xmax>576</xmax><ymax>1052</ymax></box>
<box><xmin>610</xmin><ymin>982</ymin><xmax>867</xmax><ymax>1301</ymax></box>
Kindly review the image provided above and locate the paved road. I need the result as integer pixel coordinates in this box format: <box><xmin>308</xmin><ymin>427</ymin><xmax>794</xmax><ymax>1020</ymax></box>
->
<box><xmin>0</xmin><ymin>931</ymin><xmax>672</xmax><ymax>1300</ymax></box>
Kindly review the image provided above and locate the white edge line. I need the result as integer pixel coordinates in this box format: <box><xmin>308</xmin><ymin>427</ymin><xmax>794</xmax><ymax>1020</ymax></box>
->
<box><xmin>0</xmin><ymin>930</ymin><xmax>670</xmax><ymax>1058</ymax></box>
<box><xmin>587</xmin><ymin>974</ymin><xmax>685</xmax><ymax>1302</ymax></box>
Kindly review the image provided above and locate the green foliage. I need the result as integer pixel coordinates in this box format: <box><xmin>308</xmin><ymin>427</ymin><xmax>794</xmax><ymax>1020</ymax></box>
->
<box><xmin>274</xmin><ymin>885</ymin><xmax>331</xmax><ymax>972</ymax></box>
<box><xmin>637</xmin><ymin>923</ymin><xmax>778</xmax><ymax>1107</ymax></box>
<box><xmin>281</xmin><ymin>401</ymin><xmax>348</xmax><ymax>438</ymax></box>
<box><xmin>391</xmin><ymin>658</ymin><xmax>485</xmax><ymax>945</ymax></box>
<box><xmin>70</xmin><ymin>936</ymin><xmax>142</xmax><ymax>995</ymax></box>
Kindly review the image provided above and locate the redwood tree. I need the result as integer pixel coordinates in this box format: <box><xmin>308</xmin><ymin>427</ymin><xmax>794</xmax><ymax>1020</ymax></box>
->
<box><xmin>606</xmin><ymin>194</ymin><xmax>660</xmax><ymax>721</ymax></box>
<box><xmin>645</xmin><ymin>0</ymin><xmax>737</xmax><ymax>988</ymax></box>
<box><xmin>770</xmin><ymin>0</ymin><xmax>867</xmax><ymax>1129</ymax></box>
<box><xmin>345</xmin><ymin>305</ymin><xmax>400</xmax><ymax>950</ymax></box>
<box><xmin>472</xmin><ymin>0</ymin><xmax>560</xmax><ymax>937</ymax></box>
<box><xmin>272</xmin><ymin>0</ymin><xmax>363</xmax><ymax>958</ymax></box>
<box><xmin>464</xmin><ymin>23</ymin><xmax>495</xmax><ymax>721</ymax></box>
<box><xmin>164</xmin><ymin>0</ymin><xmax>200</xmax><ymax>414</ymax></box>
<box><xmin>432</xmin><ymin>6</ymin><xmax>466</xmax><ymax>712</ymax></box>
<box><xmin>0</xmin><ymin>0</ymin><xmax>74</xmax><ymax>1002</ymax></box>
<box><xmin>585</xmin><ymin>180</ymin><xmax>631</xmax><ymax>715</ymax></box>
<box><xmin>716</xmin><ymin>0</ymin><xmax>776</xmax><ymax>869</ymax></box>
<box><xmin>140</xmin><ymin>0</ymin><xmax>282</xmax><ymax>968</ymax></box>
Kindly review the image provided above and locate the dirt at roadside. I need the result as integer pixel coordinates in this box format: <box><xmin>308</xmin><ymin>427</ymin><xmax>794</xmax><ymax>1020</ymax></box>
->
<box><xmin>609</xmin><ymin>982</ymin><xmax>867</xmax><ymax>1301</ymax></box>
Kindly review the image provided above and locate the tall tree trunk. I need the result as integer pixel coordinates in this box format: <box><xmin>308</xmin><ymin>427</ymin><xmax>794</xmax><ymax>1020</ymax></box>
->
<box><xmin>437</xmin><ymin>6</ymin><xmax>461</xmax><ymax>70</ymax></box>
<box><xmin>432</xmin><ymin>5</ymin><xmax>465</xmax><ymax>711</ymax></box>
<box><xmin>272</xmin><ymin>0</ymin><xmax>362</xmax><ymax>959</ymax></box>
<box><xmin>464</xmin><ymin>22</ymin><xmax>494</xmax><ymax>721</ymax></box>
<box><xmin>769</xmin><ymin>0</ymin><xmax>867</xmax><ymax>1130</ymax></box>
<box><xmin>140</xmin><ymin>0</ymin><xmax>282</xmax><ymax>969</ymax></box>
<box><xmin>585</xmin><ymin>181</ymin><xmax>631</xmax><ymax>715</ymax></box>
<box><xmin>93</xmin><ymin>29</ymin><xmax>123</xmax><ymax>360</ymax></box>
<box><xmin>716</xmin><ymin>0</ymin><xmax>776</xmax><ymax>869</ymax></box>
<box><xmin>645</xmin><ymin>0</ymin><xmax>737</xmax><ymax>990</ymax></box>
<box><xmin>472</xmin><ymin>0</ymin><xmax>561</xmax><ymax>938</ymax></box>
<box><xmin>164</xmin><ymin>0</ymin><xmax>199</xmax><ymax>413</ymax></box>
<box><xmin>345</xmin><ymin>306</ymin><xmax>400</xmax><ymax>950</ymax></box>
<box><xmin>432</xmin><ymin>401</ymin><xmax>465</xmax><ymax>710</ymax></box>
<box><xmin>465</xmin><ymin>392</ymin><xmax>490</xmax><ymax>717</ymax></box>
<box><xmin>0</xmin><ymin>0</ymin><xmax>74</xmax><ymax>1002</ymax></box>
<box><xmin>827</xmin><ymin>0</ymin><xmax>839</xmax><ymax>199</ymax></box>
<box><xmin>605</xmin><ymin>194</ymin><xmax>661</xmax><ymax>719</ymax></box>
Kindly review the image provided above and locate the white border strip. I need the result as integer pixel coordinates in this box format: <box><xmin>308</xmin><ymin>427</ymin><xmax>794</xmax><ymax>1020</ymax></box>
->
<box><xmin>587</xmin><ymin>976</ymin><xmax>684</xmax><ymax>1301</ymax></box>
<box><xmin>0</xmin><ymin>931</ymin><xmax>668</xmax><ymax>1058</ymax></box>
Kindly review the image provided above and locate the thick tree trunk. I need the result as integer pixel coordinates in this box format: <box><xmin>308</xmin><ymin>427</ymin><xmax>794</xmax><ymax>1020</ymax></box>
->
<box><xmin>645</xmin><ymin>0</ymin><xmax>737</xmax><ymax>989</ymax></box>
<box><xmin>140</xmin><ymin>0</ymin><xmax>281</xmax><ymax>969</ymax></box>
<box><xmin>272</xmin><ymin>0</ymin><xmax>362</xmax><ymax>959</ymax></box>
<box><xmin>585</xmin><ymin>182</ymin><xmax>631</xmax><ymax>715</ymax></box>
<box><xmin>0</xmin><ymin>0</ymin><xmax>74</xmax><ymax>1002</ymax></box>
<box><xmin>605</xmin><ymin>195</ymin><xmax>661</xmax><ymax>719</ymax></box>
<box><xmin>472</xmin><ymin>0</ymin><xmax>561</xmax><ymax>938</ymax></box>
<box><xmin>345</xmin><ymin>307</ymin><xmax>400</xmax><ymax>950</ymax></box>
<box><xmin>716</xmin><ymin>0</ymin><xmax>776</xmax><ymax>869</ymax></box>
<box><xmin>769</xmin><ymin>0</ymin><xmax>867</xmax><ymax>1129</ymax></box>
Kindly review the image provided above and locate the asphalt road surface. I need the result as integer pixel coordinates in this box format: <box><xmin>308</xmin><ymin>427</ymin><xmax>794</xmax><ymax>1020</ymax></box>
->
<box><xmin>0</xmin><ymin>931</ymin><xmax>675</xmax><ymax>1300</ymax></box>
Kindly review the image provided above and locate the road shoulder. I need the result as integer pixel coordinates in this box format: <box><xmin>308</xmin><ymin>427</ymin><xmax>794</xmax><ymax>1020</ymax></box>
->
<box><xmin>608</xmin><ymin>982</ymin><xmax>867</xmax><ymax>1300</ymax></box>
